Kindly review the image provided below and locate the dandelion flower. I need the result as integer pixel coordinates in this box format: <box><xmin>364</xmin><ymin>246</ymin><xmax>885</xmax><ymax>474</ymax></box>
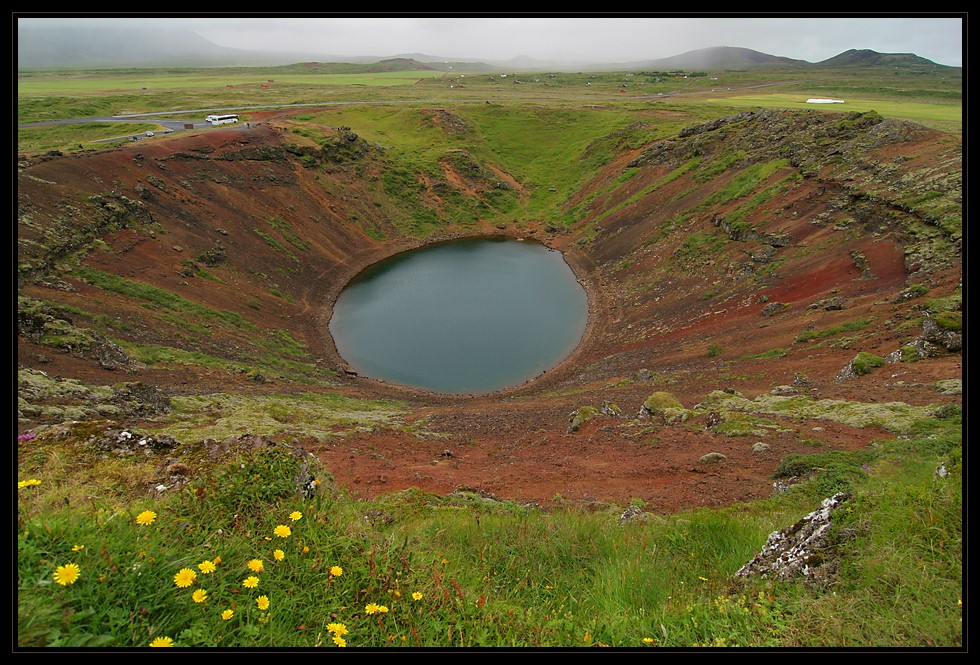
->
<box><xmin>198</xmin><ymin>560</ymin><xmax>216</xmax><ymax>574</ymax></box>
<box><xmin>257</xmin><ymin>595</ymin><xmax>270</xmax><ymax>611</ymax></box>
<box><xmin>378</xmin><ymin>605</ymin><xmax>389</xmax><ymax>613</ymax></box>
<box><xmin>149</xmin><ymin>636</ymin><xmax>174</xmax><ymax>647</ymax></box>
<box><xmin>18</xmin><ymin>478</ymin><xmax>42</xmax><ymax>489</ymax></box>
<box><xmin>274</xmin><ymin>525</ymin><xmax>292</xmax><ymax>538</ymax></box>
<box><xmin>330</xmin><ymin>565</ymin><xmax>343</xmax><ymax>577</ymax></box>
<box><xmin>174</xmin><ymin>568</ymin><xmax>197</xmax><ymax>588</ymax></box>
<box><xmin>135</xmin><ymin>510</ymin><xmax>157</xmax><ymax>526</ymax></box>
<box><xmin>192</xmin><ymin>589</ymin><xmax>207</xmax><ymax>603</ymax></box>
<box><xmin>333</xmin><ymin>636</ymin><xmax>346</xmax><ymax>647</ymax></box>
<box><xmin>247</xmin><ymin>559</ymin><xmax>264</xmax><ymax>573</ymax></box>
<box><xmin>289</xmin><ymin>511</ymin><xmax>303</xmax><ymax>522</ymax></box>
<box><xmin>242</xmin><ymin>576</ymin><xmax>260</xmax><ymax>589</ymax></box>
<box><xmin>53</xmin><ymin>563</ymin><xmax>81</xmax><ymax>586</ymax></box>
<box><xmin>302</xmin><ymin>546</ymin><xmax>309</xmax><ymax>554</ymax></box>
<box><xmin>412</xmin><ymin>592</ymin><xmax>423</xmax><ymax>601</ymax></box>
<box><xmin>71</xmin><ymin>545</ymin><xmax>84</xmax><ymax>552</ymax></box>
<box><xmin>327</xmin><ymin>623</ymin><xmax>348</xmax><ymax>636</ymax></box>
<box><xmin>273</xmin><ymin>549</ymin><xmax>285</xmax><ymax>561</ymax></box>
<box><xmin>213</xmin><ymin>556</ymin><xmax>222</xmax><ymax>565</ymax></box>
<box><xmin>222</xmin><ymin>609</ymin><xmax>234</xmax><ymax>621</ymax></box>
<box><xmin>365</xmin><ymin>603</ymin><xmax>381</xmax><ymax>615</ymax></box>
<box><xmin>642</xmin><ymin>637</ymin><xmax>655</xmax><ymax>645</ymax></box>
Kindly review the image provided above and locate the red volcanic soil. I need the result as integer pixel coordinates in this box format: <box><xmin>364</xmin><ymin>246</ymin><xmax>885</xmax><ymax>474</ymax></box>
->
<box><xmin>17</xmin><ymin>109</ymin><xmax>963</xmax><ymax>513</ymax></box>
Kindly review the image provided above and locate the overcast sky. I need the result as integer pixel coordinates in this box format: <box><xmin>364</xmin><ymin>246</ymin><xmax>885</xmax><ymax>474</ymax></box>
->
<box><xmin>18</xmin><ymin>15</ymin><xmax>965</xmax><ymax>67</ymax></box>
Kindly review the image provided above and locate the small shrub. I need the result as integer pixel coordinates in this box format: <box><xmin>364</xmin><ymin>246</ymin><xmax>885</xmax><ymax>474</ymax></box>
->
<box><xmin>707</xmin><ymin>344</ymin><xmax>723</xmax><ymax>358</ymax></box>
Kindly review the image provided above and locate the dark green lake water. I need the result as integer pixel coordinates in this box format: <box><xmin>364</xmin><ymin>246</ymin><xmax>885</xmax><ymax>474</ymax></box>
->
<box><xmin>329</xmin><ymin>237</ymin><xmax>589</xmax><ymax>394</ymax></box>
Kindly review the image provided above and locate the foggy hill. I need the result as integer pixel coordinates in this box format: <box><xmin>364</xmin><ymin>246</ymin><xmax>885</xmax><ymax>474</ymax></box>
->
<box><xmin>623</xmin><ymin>46</ymin><xmax>806</xmax><ymax>71</ymax></box>
<box><xmin>815</xmin><ymin>48</ymin><xmax>946</xmax><ymax>68</ymax></box>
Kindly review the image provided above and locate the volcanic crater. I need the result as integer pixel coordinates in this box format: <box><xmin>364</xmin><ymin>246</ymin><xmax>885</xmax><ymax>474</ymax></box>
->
<box><xmin>17</xmin><ymin>107</ymin><xmax>962</xmax><ymax>514</ymax></box>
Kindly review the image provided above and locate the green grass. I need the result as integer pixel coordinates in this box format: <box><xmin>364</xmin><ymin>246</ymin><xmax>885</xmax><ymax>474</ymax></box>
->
<box><xmin>795</xmin><ymin>318</ymin><xmax>872</xmax><ymax>344</ymax></box>
<box><xmin>69</xmin><ymin>267</ymin><xmax>252</xmax><ymax>331</ymax></box>
<box><xmin>16</xmin><ymin>409</ymin><xmax>961</xmax><ymax>647</ymax></box>
<box><xmin>18</xmin><ymin>122</ymin><xmax>161</xmax><ymax>153</ymax></box>
<box><xmin>701</xmin><ymin>92</ymin><xmax>962</xmax><ymax>133</ymax></box>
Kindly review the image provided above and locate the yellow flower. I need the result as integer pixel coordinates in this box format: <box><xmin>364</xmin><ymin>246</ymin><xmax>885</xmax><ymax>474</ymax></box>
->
<box><xmin>327</xmin><ymin>622</ymin><xmax>348</xmax><ymax>636</ymax></box>
<box><xmin>242</xmin><ymin>576</ymin><xmax>260</xmax><ymax>589</ymax></box>
<box><xmin>247</xmin><ymin>559</ymin><xmax>264</xmax><ymax>573</ymax></box>
<box><xmin>257</xmin><ymin>595</ymin><xmax>270</xmax><ymax>611</ymax></box>
<box><xmin>412</xmin><ymin>592</ymin><xmax>423</xmax><ymax>601</ymax></box>
<box><xmin>192</xmin><ymin>589</ymin><xmax>207</xmax><ymax>603</ymax></box>
<box><xmin>274</xmin><ymin>525</ymin><xmax>292</xmax><ymax>538</ymax></box>
<box><xmin>213</xmin><ymin>556</ymin><xmax>222</xmax><ymax>565</ymax></box>
<box><xmin>378</xmin><ymin>605</ymin><xmax>389</xmax><ymax>613</ymax></box>
<box><xmin>698</xmin><ymin>576</ymin><xmax>708</xmax><ymax>581</ymax></box>
<box><xmin>198</xmin><ymin>560</ymin><xmax>216</xmax><ymax>574</ymax></box>
<box><xmin>330</xmin><ymin>565</ymin><xmax>343</xmax><ymax>577</ymax></box>
<box><xmin>273</xmin><ymin>549</ymin><xmax>285</xmax><ymax>561</ymax></box>
<box><xmin>18</xmin><ymin>478</ymin><xmax>42</xmax><ymax>489</ymax></box>
<box><xmin>441</xmin><ymin>558</ymin><xmax>449</xmax><ymax>565</ymax></box>
<box><xmin>333</xmin><ymin>635</ymin><xmax>346</xmax><ymax>647</ymax></box>
<box><xmin>71</xmin><ymin>545</ymin><xmax>84</xmax><ymax>552</ymax></box>
<box><xmin>149</xmin><ymin>636</ymin><xmax>174</xmax><ymax>647</ymax></box>
<box><xmin>135</xmin><ymin>510</ymin><xmax>157</xmax><ymax>526</ymax></box>
<box><xmin>642</xmin><ymin>637</ymin><xmax>655</xmax><ymax>644</ymax></box>
<box><xmin>365</xmin><ymin>603</ymin><xmax>381</xmax><ymax>614</ymax></box>
<box><xmin>174</xmin><ymin>568</ymin><xmax>197</xmax><ymax>588</ymax></box>
<box><xmin>289</xmin><ymin>511</ymin><xmax>303</xmax><ymax>522</ymax></box>
<box><xmin>302</xmin><ymin>546</ymin><xmax>309</xmax><ymax>554</ymax></box>
<box><xmin>221</xmin><ymin>609</ymin><xmax>234</xmax><ymax>621</ymax></box>
<box><xmin>53</xmin><ymin>563</ymin><xmax>81</xmax><ymax>586</ymax></box>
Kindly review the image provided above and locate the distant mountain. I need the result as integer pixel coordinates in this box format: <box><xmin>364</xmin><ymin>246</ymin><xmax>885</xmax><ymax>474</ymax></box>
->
<box><xmin>815</xmin><ymin>49</ymin><xmax>945</xmax><ymax>68</ymax></box>
<box><xmin>624</xmin><ymin>46</ymin><xmax>807</xmax><ymax>71</ymax></box>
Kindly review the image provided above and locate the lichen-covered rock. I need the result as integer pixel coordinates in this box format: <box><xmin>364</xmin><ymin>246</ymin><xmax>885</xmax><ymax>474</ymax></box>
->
<box><xmin>661</xmin><ymin>407</ymin><xmax>690</xmax><ymax>425</ymax></box>
<box><xmin>699</xmin><ymin>452</ymin><xmax>727</xmax><ymax>464</ymax></box>
<box><xmin>807</xmin><ymin>296</ymin><xmax>847</xmax><ymax>311</ymax></box>
<box><xmin>761</xmin><ymin>301</ymin><xmax>788</xmax><ymax>317</ymax></box>
<box><xmin>735</xmin><ymin>492</ymin><xmax>852</xmax><ymax>587</ymax></box>
<box><xmin>600</xmin><ymin>401</ymin><xmax>623</xmax><ymax>417</ymax></box>
<box><xmin>933</xmin><ymin>379</ymin><xmax>962</xmax><ymax>395</ymax></box>
<box><xmin>921</xmin><ymin>316</ymin><xmax>962</xmax><ymax>353</ymax></box>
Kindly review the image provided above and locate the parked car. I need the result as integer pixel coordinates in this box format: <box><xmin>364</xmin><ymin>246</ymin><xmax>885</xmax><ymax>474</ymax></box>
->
<box><xmin>145</xmin><ymin>131</ymin><xmax>154</xmax><ymax>137</ymax></box>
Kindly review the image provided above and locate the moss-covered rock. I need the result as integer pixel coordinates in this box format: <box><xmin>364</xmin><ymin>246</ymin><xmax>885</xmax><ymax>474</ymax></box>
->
<box><xmin>853</xmin><ymin>352</ymin><xmax>886</xmax><ymax>375</ymax></box>
<box><xmin>836</xmin><ymin>352</ymin><xmax>886</xmax><ymax>381</ymax></box>
<box><xmin>639</xmin><ymin>392</ymin><xmax>684</xmax><ymax>420</ymax></box>
<box><xmin>568</xmin><ymin>406</ymin><xmax>599</xmax><ymax>433</ymax></box>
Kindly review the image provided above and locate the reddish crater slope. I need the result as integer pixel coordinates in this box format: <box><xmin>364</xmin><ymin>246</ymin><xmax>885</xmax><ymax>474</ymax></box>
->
<box><xmin>17</xmin><ymin>108</ymin><xmax>962</xmax><ymax>513</ymax></box>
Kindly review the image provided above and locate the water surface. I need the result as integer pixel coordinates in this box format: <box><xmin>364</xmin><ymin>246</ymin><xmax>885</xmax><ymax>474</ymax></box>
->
<box><xmin>329</xmin><ymin>237</ymin><xmax>588</xmax><ymax>393</ymax></box>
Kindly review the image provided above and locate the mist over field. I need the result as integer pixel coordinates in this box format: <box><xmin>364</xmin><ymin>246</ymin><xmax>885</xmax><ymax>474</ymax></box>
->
<box><xmin>17</xmin><ymin>15</ymin><xmax>964</xmax><ymax>70</ymax></box>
